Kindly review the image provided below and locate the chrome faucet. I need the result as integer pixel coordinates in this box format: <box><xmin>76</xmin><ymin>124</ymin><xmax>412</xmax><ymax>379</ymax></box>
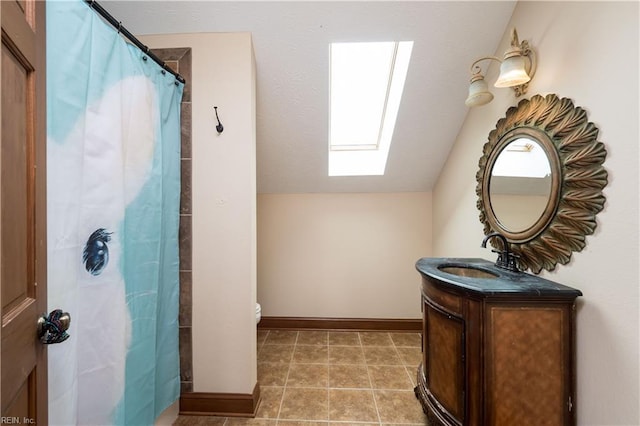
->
<box><xmin>481</xmin><ymin>232</ymin><xmax>520</xmax><ymax>272</ymax></box>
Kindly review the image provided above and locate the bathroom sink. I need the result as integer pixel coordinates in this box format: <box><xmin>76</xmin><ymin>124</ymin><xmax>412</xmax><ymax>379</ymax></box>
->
<box><xmin>437</xmin><ymin>265</ymin><xmax>499</xmax><ymax>279</ymax></box>
<box><xmin>416</xmin><ymin>258</ymin><xmax>584</xmax><ymax>297</ymax></box>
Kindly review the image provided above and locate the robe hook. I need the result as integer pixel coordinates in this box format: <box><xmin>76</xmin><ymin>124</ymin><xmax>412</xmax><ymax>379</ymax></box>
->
<box><xmin>214</xmin><ymin>106</ymin><xmax>224</xmax><ymax>134</ymax></box>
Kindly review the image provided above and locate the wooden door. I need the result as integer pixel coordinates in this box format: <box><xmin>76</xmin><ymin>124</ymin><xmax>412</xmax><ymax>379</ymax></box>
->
<box><xmin>0</xmin><ymin>0</ymin><xmax>47</xmax><ymax>423</ymax></box>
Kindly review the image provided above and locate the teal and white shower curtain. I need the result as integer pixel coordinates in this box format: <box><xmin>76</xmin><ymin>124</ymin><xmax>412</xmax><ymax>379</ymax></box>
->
<box><xmin>46</xmin><ymin>1</ymin><xmax>183</xmax><ymax>424</ymax></box>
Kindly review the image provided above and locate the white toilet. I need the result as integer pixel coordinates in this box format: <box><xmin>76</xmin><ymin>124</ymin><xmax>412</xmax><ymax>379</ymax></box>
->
<box><xmin>255</xmin><ymin>303</ymin><xmax>262</xmax><ymax>324</ymax></box>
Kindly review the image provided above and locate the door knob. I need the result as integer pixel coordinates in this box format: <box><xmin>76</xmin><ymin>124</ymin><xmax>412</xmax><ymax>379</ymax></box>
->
<box><xmin>37</xmin><ymin>309</ymin><xmax>71</xmax><ymax>344</ymax></box>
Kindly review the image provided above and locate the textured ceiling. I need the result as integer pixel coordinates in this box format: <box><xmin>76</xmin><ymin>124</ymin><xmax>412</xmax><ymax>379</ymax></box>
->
<box><xmin>102</xmin><ymin>1</ymin><xmax>516</xmax><ymax>193</ymax></box>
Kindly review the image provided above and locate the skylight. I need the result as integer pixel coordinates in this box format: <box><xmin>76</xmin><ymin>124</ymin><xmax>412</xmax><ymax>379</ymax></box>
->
<box><xmin>492</xmin><ymin>139</ymin><xmax>551</xmax><ymax>178</ymax></box>
<box><xmin>328</xmin><ymin>41</ymin><xmax>413</xmax><ymax>176</ymax></box>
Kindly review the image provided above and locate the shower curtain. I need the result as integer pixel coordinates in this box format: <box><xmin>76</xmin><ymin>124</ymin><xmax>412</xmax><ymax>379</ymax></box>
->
<box><xmin>46</xmin><ymin>1</ymin><xmax>183</xmax><ymax>424</ymax></box>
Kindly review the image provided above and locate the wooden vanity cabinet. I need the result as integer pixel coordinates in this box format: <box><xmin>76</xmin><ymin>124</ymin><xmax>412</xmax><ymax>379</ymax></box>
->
<box><xmin>414</xmin><ymin>258</ymin><xmax>581</xmax><ymax>426</ymax></box>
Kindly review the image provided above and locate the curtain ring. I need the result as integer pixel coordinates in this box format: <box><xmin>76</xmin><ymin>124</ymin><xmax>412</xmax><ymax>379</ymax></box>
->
<box><xmin>117</xmin><ymin>22</ymin><xmax>122</xmax><ymax>34</ymax></box>
<box><xmin>89</xmin><ymin>0</ymin><xmax>95</xmax><ymax>8</ymax></box>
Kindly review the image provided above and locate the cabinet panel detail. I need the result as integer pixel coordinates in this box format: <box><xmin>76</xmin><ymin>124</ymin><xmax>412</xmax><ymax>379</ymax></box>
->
<box><xmin>487</xmin><ymin>307</ymin><xmax>566</xmax><ymax>426</ymax></box>
<box><xmin>424</xmin><ymin>280</ymin><xmax>461</xmax><ymax>314</ymax></box>
<box><xmin>426</xmin><ymin>302</ymin><xmax>464</xmax><ymax>422</ymax></box>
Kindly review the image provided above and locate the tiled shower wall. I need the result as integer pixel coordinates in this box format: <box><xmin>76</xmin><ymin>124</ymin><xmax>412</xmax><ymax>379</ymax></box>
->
<box><xmin>153</xmin><ymin>48</ymin><xmax>193</xmax><ymax>394</ymax></box>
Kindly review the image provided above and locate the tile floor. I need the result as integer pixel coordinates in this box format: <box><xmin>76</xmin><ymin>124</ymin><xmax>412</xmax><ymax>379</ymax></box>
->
<box><xmin>173</xmin><ymin>330</ymin><xmax>428</xmax><ymax>426</ymax></box>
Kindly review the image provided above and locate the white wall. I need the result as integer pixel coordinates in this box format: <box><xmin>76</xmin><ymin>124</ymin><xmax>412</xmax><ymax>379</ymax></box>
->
<box><xmin>433</xmin><ymin>2</ymin><xmax>639</xmax><ymax>424</ymax></box>
<box><xmin>490</xmin><ymin>194</ymin><xmax>549</xmax><ymax>231</ymax></box>
<box><xmin>140</xmin><ymin>33</ymin><xmax>257</xmax><ymax>395</ymax></box>
<box><xmin>258</xmin><ymin>192</ymin><xmax>431</xmax><ymax>319</ymax></box>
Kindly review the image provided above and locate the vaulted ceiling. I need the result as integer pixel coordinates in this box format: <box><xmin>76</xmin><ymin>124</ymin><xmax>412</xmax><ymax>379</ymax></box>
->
<box><xmin>103</xmin><ymin>1</ymin><xmax>516</xmax><ymax>193</ymax></box>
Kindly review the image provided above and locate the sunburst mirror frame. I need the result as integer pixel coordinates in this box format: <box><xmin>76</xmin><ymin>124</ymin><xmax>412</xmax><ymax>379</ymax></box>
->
<box><xmin>476</xmin><ymin>93</ymin><xmax>608</xmax><ymax>273</ymax></box>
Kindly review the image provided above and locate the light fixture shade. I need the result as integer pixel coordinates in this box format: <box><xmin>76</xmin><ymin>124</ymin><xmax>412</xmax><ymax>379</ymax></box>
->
<box><xmin>465</xmin><ymin>76</ymin><xmax>494</xmax><ymax>107</ymax></box>
<box><xmin>495</xmin><ymin>55</ymin><xmax>530</xmax><ymax>88</ymax></box>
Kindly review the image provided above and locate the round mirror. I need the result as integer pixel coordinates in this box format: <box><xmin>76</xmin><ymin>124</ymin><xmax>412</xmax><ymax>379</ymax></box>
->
<box><xmin>476</xmin><ymin>94</ymin><xmax>607</xmax><ymax>273</ymax></box>
<box><xmin>482</xmin><ymin>126</ymin><xmax>562</xmax><ymax>244</ymax></box>
<box><xmin>489</xmin><ymin>138</ymin><xmax>552</xmax><ymax>233</ymax></box>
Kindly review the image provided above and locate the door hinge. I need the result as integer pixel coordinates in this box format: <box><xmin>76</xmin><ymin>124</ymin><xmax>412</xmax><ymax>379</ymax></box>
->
<box><xmin>568</xmin><ymin>396</ymin><xmax>573</xmax><ymax>412</ymax></box>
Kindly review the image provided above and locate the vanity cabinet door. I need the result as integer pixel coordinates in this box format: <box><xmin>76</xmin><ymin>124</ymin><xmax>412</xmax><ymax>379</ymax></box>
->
<box><xmin>485</xmin><ymin>304</ymin><xmax>574</xmax><ymax>425</ymax></box>
<box><xmin>425</xmin><ymin>301</ymin><xmax>465</xmax><ymax>424</ymax></box>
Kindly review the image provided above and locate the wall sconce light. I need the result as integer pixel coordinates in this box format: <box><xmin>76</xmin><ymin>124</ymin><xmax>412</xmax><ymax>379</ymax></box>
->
<box><xmin>465</xmin><ymin>28</ymin><xmax>537</xmax><ymax>107</ymax></box>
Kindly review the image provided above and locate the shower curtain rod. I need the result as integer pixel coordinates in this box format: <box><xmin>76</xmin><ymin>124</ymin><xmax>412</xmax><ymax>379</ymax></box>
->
<box><xmin>84</xmin><ymin>0</ymin><xmax>186</xmax><ymax>84</ymax></box>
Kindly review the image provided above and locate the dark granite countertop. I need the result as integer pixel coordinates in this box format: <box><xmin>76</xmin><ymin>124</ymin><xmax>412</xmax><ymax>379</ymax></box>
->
<box><xmin>416</xmin><ymin>257</ymin><xmax>582</xmax><ymax>298</ymax></box>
